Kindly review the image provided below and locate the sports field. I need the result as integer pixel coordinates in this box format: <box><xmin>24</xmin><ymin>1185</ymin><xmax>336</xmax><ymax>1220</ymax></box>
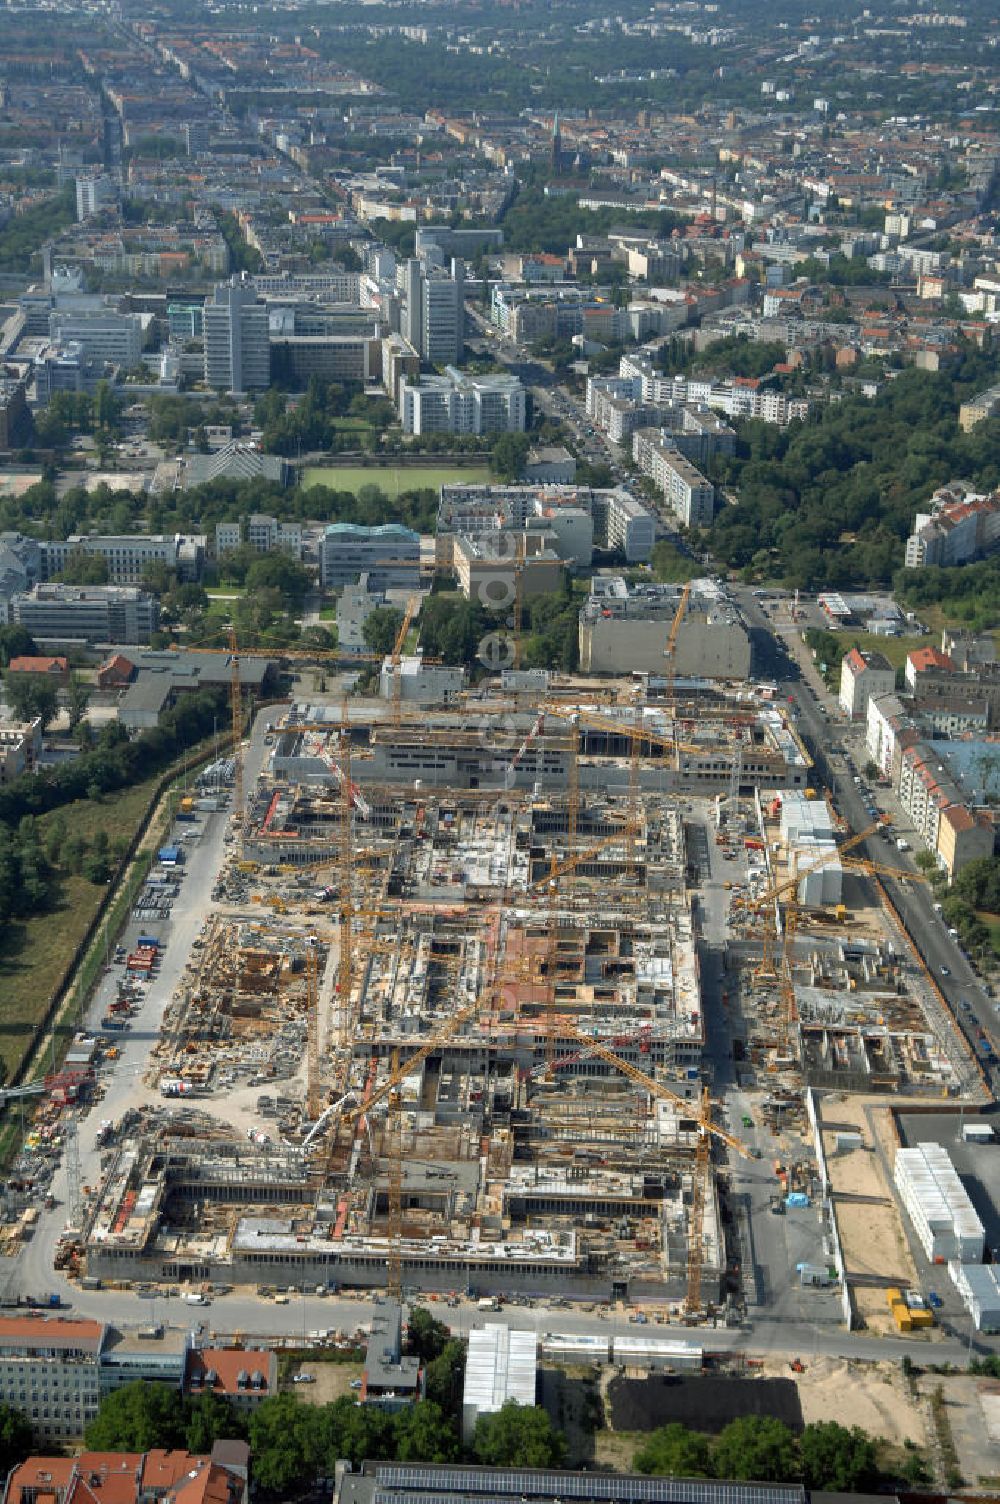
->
<box><xmin>302</xmin><ymin>463</ymin><xmax>492</xmax><ymax>497</ymax></box>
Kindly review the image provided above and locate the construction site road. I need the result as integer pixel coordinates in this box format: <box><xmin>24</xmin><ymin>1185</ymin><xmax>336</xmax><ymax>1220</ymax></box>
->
<box><xmin>1</xmin><ymin>1273</ymin><xmax>989</xmax><ymax>1369</ymax></box>
<box><xmin>9</xmin><ymin>704</ymin><xmax>285</xmax><ymax>1309</ymax></box>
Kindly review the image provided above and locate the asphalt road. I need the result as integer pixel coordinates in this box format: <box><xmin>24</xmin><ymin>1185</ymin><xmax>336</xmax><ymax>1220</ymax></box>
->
<box><xmin>736</xmin><ymin>589</ymin><xmax>996</xmax><ymax>1081</ymax></box>
<box><xmin>11</xmin><ymin>705</ymin><xmax>285</xmax><ymax>1309</ymax></box>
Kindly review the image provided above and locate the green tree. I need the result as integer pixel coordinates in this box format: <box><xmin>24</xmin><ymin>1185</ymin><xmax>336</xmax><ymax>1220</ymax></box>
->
<box><xmin>712</xmin><ymin>1417</ymin><xmax>800</xmax><ymax>1483</ymax></box>
<box><xmin>424</xmin><ymin>1337</ymin><xmax>466</xmax><ymax>1417</ymax></box>
<box><xmin>67</xmin><ymin>672</ymin><xmax>90</xmax><ymax>731</ymax></box>
<box><xmin>248</xmin><ymin>1393</ymin><xmax>324</xmax><ymax>1494</ymax></box>
<box><xmin>472</xmin><ymin>1400</ymin><xmax>567</xmax><ymax>1468</ymax></box>
<box><xmin>799</xmin><ymin>1421</ymin><xmax>878</xmax><ymax>1493</ymax></box>
<box><xmin>635</xmin><ymin>1422</ymin><xmax>715</xmax><ymax>1477</ymax></box>
<box><xmin>0</xmin><ymin>626</ymin><xmax>37</xmax><ymax>667</ymax></box>
<box><xmin>393</xmin><ymin>1401</ymin><xmax>460</xmax><ymax>1462</ymax></box>
<box><xmin>245</xmin><ymin>552</ymin><xmax>312</xmax><ymax>604</ymax></box>
<box><xmin>184</xmin><ymin>1391</ymin><xmax>248</xmax><ymax>1453</ymax></box>
<box><xmin>362</xmin><ymin>606</ymin><xmax>405</xmax><ymax>658</ymax></box>
<box><xmin>406</xmin><ymin>1306</ymin><xmax>451</xmax><ymax>1364</ymax></box>
<box><xmin>0</xmin><ymin>1402</ymin><xmax>33</xmax><ymax>1475</ymax></box>
<box><xmin>5</xmin><ymin>674</ymin><xmax>59</xmax><ymax>730</ymax></box>
<box><xmin>56</xmin><ymin>549</ymin><xmax>110</xmax><ymax>585</ymax></box>
<box><xmin>84</xmin><ymin>1382</ymin><xmax>188</xmax><ymax>1451</ymax></box>
<box><xmin>491</xmin><ymin>432</ymin><xmax>530</xmax><ymax>482</ymax></box>
<box><xmin>82</xmin><ymin>828</ymin><xmax>111</xmax><ymax>884</ymax></box>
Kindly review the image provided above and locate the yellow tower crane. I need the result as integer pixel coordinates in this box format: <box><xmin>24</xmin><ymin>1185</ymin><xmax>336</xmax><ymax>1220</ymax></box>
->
<box><xmin>305</xmin><ymin>942</ymin><xmax>321</xmax><ymax>1120</ymax></box>
<box><xmin>543</xmin><ymin>1020</ymin><xmax>750</xmax><ymax>1314</ymax></box>
<box><xmin>663</xmin><ymin>579</ymin><xmax>692</xmax><ymax>708</ymax></box>
<box><xmin>387</xmin><ymin>1045</ymin><xmax>403</xmax><ymax>1302</ymax></box>
<box><xmin>390</xmin><ymin>594</ymin><xmax>421</xmax><ymax>729</ymax></box>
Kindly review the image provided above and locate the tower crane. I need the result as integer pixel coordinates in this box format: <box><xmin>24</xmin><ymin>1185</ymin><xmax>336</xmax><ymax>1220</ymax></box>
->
<box><xmin>663</xmin><ymin>579</ymin><xmax>692</xmax><ymax>707</ymax></box>
<box><xmin>390</xmin><ymin>595</ymin><xmax>420</xmax><ymax>729</ymax></box>
<box><xmin>735</xmin><ymin>818</ymin><xmax>887</xmax><ymax>977</ymax></box>
<box><xmin>538</xmin><ymin>1018</ymin><xmax>750</xmax><ymax>1313</ymax></box>
<box><xmin>305</xmin><ymin>942</ymin><xmax>321</xmax><ymax>1121</ymax></box>
<box><xmin>387</xmin><ymin>1045</ymin><xmax>403</xmax><ymax>1302</ymax></box>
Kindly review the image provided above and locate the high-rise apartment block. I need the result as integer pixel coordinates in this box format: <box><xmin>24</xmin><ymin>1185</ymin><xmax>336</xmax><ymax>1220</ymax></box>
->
<box><xmin>402</xmin><ymin>259</ymin><xmax>464</xmax><ymax>366</ymax></box>
<box><xmin>204</xmin><ymin>274</ymin><xmax>270</xmax><ymax>394</ymax></box>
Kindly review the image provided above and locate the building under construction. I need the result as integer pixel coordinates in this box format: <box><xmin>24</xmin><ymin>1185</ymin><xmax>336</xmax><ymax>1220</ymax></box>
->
<box><xmin>81</xmin><ymin>690</ymin><xmax>744</xmax><ymax>1309</ymax></box>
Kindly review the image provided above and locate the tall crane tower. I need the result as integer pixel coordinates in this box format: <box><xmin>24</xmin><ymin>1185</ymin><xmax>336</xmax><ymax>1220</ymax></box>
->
<box><xmin>663</xmin><ymin>579</ymin><xmax>692</xmax><ymax>707</ymax></box>
<box><xmin>387</xmin><ymin>1045</ymin><xmax>403</xmax><ymax>1302</ymax></box>
<box><xmin>390</xmin><ymin>595</ymin><xmax>420</xmax><ymax>729</ymax></box>
<box><xmin>305</xmin><ymin>942</ymin><xmax>321</xmax><ymax>1120</ymax></box>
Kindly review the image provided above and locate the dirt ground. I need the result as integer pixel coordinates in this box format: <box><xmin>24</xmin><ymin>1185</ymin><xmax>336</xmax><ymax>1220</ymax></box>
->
<box><xmin>592</xmin><ymin>1357</ymin><xmax>926</xmax><ymax>1466</ymax></box>
<box><xmin>759</xmin><ymin>1355</ymin><xmax>926</xmax><ymax>1447</ymax></box>
<box><xmin>819</xmin><ymin>1098</ymin><xmax>920</xmax><ymax>1331</ymax></box>
<box><xmin>923</xmin><ymin>1374</ymin><xmax>1000</xmax><ymax>1487</ymax></box>
<box><xmin>289</xmin><ymin>1359</ymin><xmax>363</xmax><ymax>1404</ymax></box>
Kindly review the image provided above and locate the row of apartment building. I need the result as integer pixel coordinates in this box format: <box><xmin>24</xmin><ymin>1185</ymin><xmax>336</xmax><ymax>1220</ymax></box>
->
<box><xmin>840</xmin><ymin>645</ymin><xmax>997</xmax><ymax>877</ymax></box>
<box><xmin>904</xmin><ymin>481</ymin><xmax>1000</xmax><ymax>569</ymax></box>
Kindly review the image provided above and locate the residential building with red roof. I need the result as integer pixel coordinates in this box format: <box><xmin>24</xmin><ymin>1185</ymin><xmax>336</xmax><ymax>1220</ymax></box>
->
<box><xmin>6</xmin><ymin>1447</ymin><xmax>248</xmax><ymax>1504</ymax></box>
<box><xmin>184</xmin><ymin>1347</ymin><xmax>276</xmax><ymax>1409</ymax></box>
<box><xmin>97</xmin><ymin>653</ymin><xmax>135</xmax><ymax>689</ymax></box>
<box><xmin>904</xmin><ymin>645</ymin><xmax>955</xmax><ymax>689</ymax></box>
<box><xmin>838</xmin><ymin>647</ymin><xmax>895</xmax><ymax>720</ymax></box>
<box><xmin>7</xmin><ymin>655</ymin><xmax>68</xmax><ymax>678</ymax></box>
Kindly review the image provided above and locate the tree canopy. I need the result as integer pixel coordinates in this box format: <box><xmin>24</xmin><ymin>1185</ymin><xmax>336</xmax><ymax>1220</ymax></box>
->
<box><xmin>472</xmin><ymin>1400</ymin><xmax>567</xmax><ymax>1468</ymax></box>
<box><xmin>635</xmin><ymin>1422</ymin><xmax>714</xmax><ymax>1478</ymax></box>
<box><xmin>406</xmin><ymin>1306</ymin><xmax>452</xmax><ymax>1364</ymax></box>
<box><xmin>0</xmin><ymin>1402</ymin><xmax>33</xmax><ymax>1476</ymax></box>
<box><xmin>84</xmin><ymin>1383</ymin><xmax>189</xmax><ymax>1452</ymax></box>
<box><xmin>799</xmin><ymin>1421</ymin><xmax>879</xmax><ymax>1493</ymax></box>
<box><xmin>712</xmin><ymin>1417</ymin><xmax>801</xmax><ymax>1483</ymax></box>
<box><xmin>5</xmin><ymin>673</ymin><xmax>59</xmax><ymax>731</ymax></box>
<box><xmin>363</xmin><ymin>606</ymin><xmax>405</xmax><ymax>658</ymax></box>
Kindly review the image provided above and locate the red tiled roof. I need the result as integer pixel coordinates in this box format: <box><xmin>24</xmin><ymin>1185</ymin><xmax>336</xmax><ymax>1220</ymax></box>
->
<box><xmin>908</xmin><ymin>646</ymin><xmax>955</xmax><ymax>674</ymax></box>
<box><xmin>0</xmin><ymin>1315</ymin><xmax>104</xmax><ymax>1348</ymax></box>
<box><xmin>6</xmin><ymin>1453</ymin><xmax>240</xmax><ymax>1504</ymax></box>
<box><xmin>941</xmin><ymin>803</ymin><xmax>975</xmax><ymax>832</ymax></box>
<box><xmin>185</xmin><ymin>1347</ymin><xmax>274</xmax><ymax>1398</ymax></box>
<box><xmin>6</xmin><ymin>1458</ymin><xmax>75</xmax><ymax>1504</ymax></box>
<box><xmin>8</xmin><ymin>655</ymin><xmax>68</xmax><ymax>674</ymax></box>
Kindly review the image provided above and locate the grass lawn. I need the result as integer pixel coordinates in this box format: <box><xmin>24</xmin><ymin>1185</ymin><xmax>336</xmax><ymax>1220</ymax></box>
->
<box><xmin>302</xmin><ymin>463</ymin><xmax>492</xmax><ymax>498</ymax></box>
<box><xmin>840</xmin><ymin>629</ymin><xmax>936</xmax><ymax>674</ymax></box>
<box><xmin>329</xmin><ymin>417</ymin><xmax>372</xmax><ymax>433</ymax></box>
<box><xmin>648</xmin><ymin>541</ymin><xmax>699</xmax><ymax>584</ymax></box>
<box><xmin>975</xmin><ymin>911</ymin><xmax>1000</xmax><ymax>959</ymax></box>
<box><xmin>0</xmin><ymin>776</ymin><xmax>165</xmax><ymax>1083</ymax></box>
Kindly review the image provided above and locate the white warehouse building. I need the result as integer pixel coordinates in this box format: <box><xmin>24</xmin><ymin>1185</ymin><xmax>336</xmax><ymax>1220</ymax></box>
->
<box><xmin>779</xmin><ymin>792</ymin><xmax>842</xmax><ymax>907</ymax></box>
<box><xmin>462</xmin><ymin>1324</ymin><xmax>537</xmax><ymax>1444</ymax></box>
<box><xmin>894</xmin><ymin>1143</ymin><xmax>984</xmax><ymax>1265</ymax></box>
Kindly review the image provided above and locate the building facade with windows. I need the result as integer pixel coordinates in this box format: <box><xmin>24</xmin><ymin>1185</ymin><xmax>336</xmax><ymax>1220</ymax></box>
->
<box><xmin>0</xmin><ymin>1316</ymin><xmax>105</xmax><ymax>1444</ymax></box>
<box><xmin>204</xmin><ymin>274</ymin><xmax>270</xmax><ymax>394</ymax></box>
<box><xmin>13</xmin><ymin>584</ymin><xmax>161</xmax><ymax>645</ymax></box>
<box><xmin>320</xmin><ymin>523</ymin><xmax>421</xmax><ymax>590</ymax></box>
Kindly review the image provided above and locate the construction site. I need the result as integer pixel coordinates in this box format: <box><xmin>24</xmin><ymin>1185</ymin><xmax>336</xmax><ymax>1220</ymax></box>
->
<box><xmin>59</xmin><ymin>603</ymin><xmax>988</xmax><ymax>1329</ymax></box>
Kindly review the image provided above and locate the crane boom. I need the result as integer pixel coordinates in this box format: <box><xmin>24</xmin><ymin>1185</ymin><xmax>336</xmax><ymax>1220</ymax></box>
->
<box><xmin>390</xmin><ymin>595</ymin><xmax>420</xmax><ymax>729</ymax></box>
<box><xmin>736</xmin><ymin>819</ymin><xmax>887</xmax><ymax>915</ymax></box>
